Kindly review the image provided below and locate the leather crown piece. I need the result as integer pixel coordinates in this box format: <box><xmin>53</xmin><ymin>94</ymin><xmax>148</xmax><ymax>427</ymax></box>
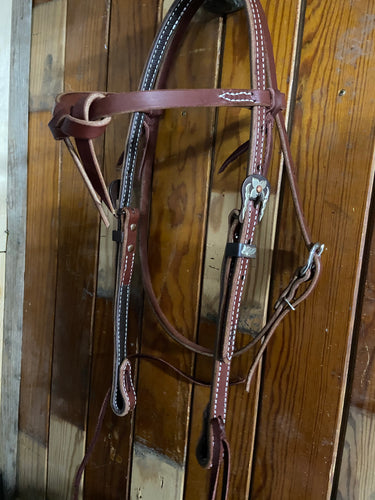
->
<box><xmin>49</xmin><ymin>0</ymin><xmax>323</xmax><ymax>499</ymax></box>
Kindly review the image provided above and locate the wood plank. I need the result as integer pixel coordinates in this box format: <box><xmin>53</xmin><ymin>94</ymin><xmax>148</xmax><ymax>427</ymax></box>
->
<box><xmin>47</xmin><ymin>416</ymin><xmax>85</xmax><ymax>499</ymax></box>
<box><xmin>84</xmin><ymin>299</ymin><xmax>132</xmax><ymax>499</ymax></box>
<box><xmin>0</xmin><ymin>0</ymin><xmax>12</xmax><ymax>254</ymax></box>
<box><xmin>130</xmin><ymin>4</ymin><xmax>221</xmax><ymax>496</ymax></box>
<box><xmin>47</xmin><ymin>0</ymin><xmax>110</xmax><ymax>496</ymax></box>
<box><xmin>185</xmin><ymin>1</ymin><xmax>301</xmax><ymax>497</ymax></box>
<box><xmin>337</xmin><ymin>161</ymin><xmax>375</xmax><ymax>498</ymax></box>
<box><xmin>29</xmin><ymin>0</ymin><xmax>66</xmax><ymax>112</ymax></box>
<box><xmin>18</xmin><ymin>2</ymin><xmax>67</xmax><ymax>495</ymax></box>
<box><xmin>0</xmin><ymin>0</ymin><xmax>32</xmax><ymax>496</ymax></box>
<box><xmin>17</xmin><ymin>432</ymin><xmax>47</xmax><ymax>500</ymax></box>
<box><xmin>131</xmin><ymin>442</ymin><xmax>185</xmax><ymax>500</ymax></box>
<box><xmin>0</xmin><ymin>254</ymin><xmax>5</xmax><ymax>404</ymax></box>
<box><xmin>83</xmin><ymin>0</ymin><xmax>159</xmax><ymax>497</ymax></box>
<box><xmin>251</xmin><ymin>0</ymin><xmax>375</xmax><ymax>498</ymax></box>
<box><xmin>337</xmin><ymin>407</ymin><xmax>375</xmax><ymax>499</ymax></box>
<box><xmin>18</xmin><ymin>111</ymin><xmax>61</xmax><ymax>497</ymax></box>
<box><xmin>0</xmin><ymin>0</ymin><xmax>11</xmax><ymax>429</ymax></box>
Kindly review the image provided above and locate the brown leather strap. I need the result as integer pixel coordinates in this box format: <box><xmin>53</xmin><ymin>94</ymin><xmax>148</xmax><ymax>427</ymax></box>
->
<box><xmin>50</xmin><ymin>88</ymin><xmax>284</xmax><ymax>139</ymax></box>
<box><xmin>48</xmin><ymin>1</ymin><xmax>323</xmax><ymax>498</ymax></box>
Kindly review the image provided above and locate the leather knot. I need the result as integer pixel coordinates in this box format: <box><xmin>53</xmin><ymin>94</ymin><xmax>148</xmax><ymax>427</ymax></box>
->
<box><xmin>49</xmin><ymin>92</ymin><xmax>111</xmax><ymax>140</ymax></box>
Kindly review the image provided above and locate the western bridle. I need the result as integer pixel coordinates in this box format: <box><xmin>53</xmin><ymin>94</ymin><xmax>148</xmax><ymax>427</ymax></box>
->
<box><xmin>49</xmin><ymin>0</ymin><xmax>323</xmax><ymax>498</ymax></box>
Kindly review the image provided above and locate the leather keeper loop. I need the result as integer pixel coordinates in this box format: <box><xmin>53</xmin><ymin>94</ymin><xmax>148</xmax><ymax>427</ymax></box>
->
<box><xmin>268</xmin><ymin>87</ymin><xmax>286</xmax><ymax>116</ymax></box>
<box><xmin>225</xmin><ymin>242</ymin><xmax>256</xmax><ymax>258</ymax></box>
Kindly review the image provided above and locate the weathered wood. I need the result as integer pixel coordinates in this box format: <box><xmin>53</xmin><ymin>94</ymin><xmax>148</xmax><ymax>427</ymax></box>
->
<box><xmin>83</xmin><ymin>0</ymin><xmax>159</xmax><ymax>497</ymax></box>
<box><xmin>17</xmin><ymin>432</ymin><xmax>47</xmax><ymax>500</ymax></box>
<box><xmin>251</xmin><ymin>1</ymin><xmax>375</xmax><ymax>498</ymax></box>
<box><xmin>29</xmin><ymin>0</ymin><xmax>66</xmax><ymax>112</ymax></box>
<box><xmin>47</xmin><ymin>0</ymin><xmax>110</xmax><ymax>496</ymax></box>
<box><xmin>0</xmin><ymin>0</ymin><xmax>12</xmax><ymax>255</ymax></box>
<box><xmin>337</xmin><ymin>192</ymin><xmax>375</xmax><ymax>498</ymax></box>
<box><xmin>18</xmin><ymin>2</ymin><xmax>66</xmax><ymax>496</ymax></box>
<box><xmin>0</xmin><ymin>0</ymin><xmax>32</xmax><ymax>497</ymax></box>
<box><xmin>48</xmin><ymin>416</ymin><xmax>85</xmax><ymax>500</ymax></box>
<box><xmin>18</xmin><ymin>111</ymin><xmax>61</xmax><ymax>498</ymax></box>
<box><xmin>0</xmin><ymin>0</ymin><xmax>12</xmax><ymax>424</ymax></box>
<box><xmin>337</xmin><ymin>407</ymin><xmax>375</xmax><ymax>499</ymax></box>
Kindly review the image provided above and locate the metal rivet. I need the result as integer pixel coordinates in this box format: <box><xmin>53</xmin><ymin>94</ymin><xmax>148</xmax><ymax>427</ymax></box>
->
<box><xmin>130</xmin><ymin>223</ymin><xmax>137</xmax><ymax>231</ymax></box>
<box><xmin>127</xmin><ymin>244</ymin><xmax>134</xmax><ymax>253</ymax></box>
<box><xmin>256</xmin><ymin>185</ymin><xmax>263</xmax><ymax>193</ymax></box>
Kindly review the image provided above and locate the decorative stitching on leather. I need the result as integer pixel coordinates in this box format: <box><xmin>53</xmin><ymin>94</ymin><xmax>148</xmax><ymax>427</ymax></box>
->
<box><xmin>121</xmin><ymin>362</ymin><xmax>137</xmax><ymax>409</ymax></box>
<box><xmin>223</xmin><ymin>367</ymin><xmax>230</xmax><ymax>421</ymax></box>
<box><xmin>117</xmin><ymin>0</ymin><xmax>195</xmax><ymax>413</ymax></box>
<box><xmin>219</xmin><ymin>91</ymin><xmax>255</xmax><ymax>103</ymax></box>
<box><xmin>121</xmin><ymin>252</ymin><xmax>136</xmax><ymax>286</ymax></box>
<box><xmin>213</xmin><ymin>363</ymin><xmax>222</xmax><ymax>419</ymax></box>
<box><xmin>122</xmin><ymin>0</ymin><xmax>194</xmax><ymax>207</ymax></box>
<box><xmin>250</xmin><ymin>0</ymin><xmax>266</xmax><ymax>173</ymax></box>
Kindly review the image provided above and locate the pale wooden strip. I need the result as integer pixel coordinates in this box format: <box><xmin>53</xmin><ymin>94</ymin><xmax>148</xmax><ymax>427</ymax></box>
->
<box><xmin>17</xmin><ymin>432</ymin><xmax>47</xmax><ymax>500</ymax></box>
<box><xmin>0</xmin><ymin>0</ymin><xmax>12</xmax><ymax>414</ymax></box>
<box><xmin>29</xmin><ymin>0</ymin><xmax>67</xmax><ymax>112</ymax></box>
<box><xmin>0</xmin><ymin>0</ymin><xmax>32</xmax><ymax>496</ymax></box>
<box><xmin>0</xmin><ymin>0</ymin><xmax>12</xmax><ymax>253</ymax></box>
<box><xmin>0</xmin><ymin>253</ymin><xmax>5</xmax><ymax>406</ymax></box>
<box><xmin>131</xmin><ymin>441</ymin><xmax>184</xmax><ymax>500</ymax></box>
<box><xmin>338</xmin><ymin>407</ymin><xmax>375</xmax><ymax>499</ymax></box>
<box><xmin>162</xmin><ymin>0</ymin><xmax>174</xmax><ymax>17</ymax></box>
<box><xmin>47</xmin><ymin>416</ymin><xmax>84</xmax><ymax>500</ymax></box>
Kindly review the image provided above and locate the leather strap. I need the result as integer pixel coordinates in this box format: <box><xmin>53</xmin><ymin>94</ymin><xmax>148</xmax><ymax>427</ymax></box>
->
<box><xmin>49</xmin><ymin>0</ymin><xmax>323</xmax><ymax>498</ymax></box>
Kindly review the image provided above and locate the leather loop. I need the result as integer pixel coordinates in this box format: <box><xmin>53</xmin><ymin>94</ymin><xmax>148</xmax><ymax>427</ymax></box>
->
<box><xmin>118</xmin><ymin>358</ymin><xmax>137</xmax><ymax>416</ymax></box>
<box><xmin>268</xmin><ymin>87</ymin><xmax>286</xmax><ymax>116</ymax></box>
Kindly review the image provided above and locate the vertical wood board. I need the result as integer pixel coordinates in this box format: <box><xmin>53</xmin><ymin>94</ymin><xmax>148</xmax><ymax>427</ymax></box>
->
<box><xmin>0</xmin><ymin>0</ymin><xmax>32</xmax><ymax>497</ymax></box>
<box><xmin>131</xmin><ymin>5</ymin><xmax>221</xmax><ymax>482</ymax></box>
<box><xmin>337</xmin><ymin>147</ymin><xmax>375</xmax><ymax>499</ymax></box>
<box><xmin>47</xmin><ymin>0</ymin><xmax>110</xmax><ymax>496</ymax></box>
<box><xmin>251</xmin><ymin>0</ymin><xmax>375</xmax><ymax>498</ymax></box>
<box><xmin>185</xmin><ymin>1</ymin><xmax>302</xmax><ymax>497</ymax></box>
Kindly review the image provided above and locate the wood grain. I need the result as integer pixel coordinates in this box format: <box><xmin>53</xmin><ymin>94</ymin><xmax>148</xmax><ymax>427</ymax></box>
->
<box><xmin>17</xmin><ymin>432</ymin><xmax>47</xmax><ymax>500</ymax></box>
<box><xmin>130</xmin><ymin>6</ymin><xmax>221</xmax><ymax>495</ymax></box>
<box><xmin>18</xmin><ymin>2</ymin><xmax>66</xmax><ymax>496</ymax></box>
<box><xmin>185</xmin><ymin>2</ymin><xmax>301</xmax><ymax>497</ymax></box>
<box><xmin>338</xmin><ymin>407</ymin><xmax>375</xmax><ymax>499</ymax></box>
<box><xmin>18</xmin><ymin>111</ymin><xmax>60</xmax><ymax>496</ymax></box>
<box><xmin>337</xmin><ymin>167</ymin><xmax>375</xmax><ymax>497</ymax></box>
<box><xmin>0</xmin><ymin>0</ymin><xmax>32</xmax><ymax>496</ymax></box>
<box><xmin>83</xmin><ymin>0</ymin><xmax>159</xmax><ymax>497</ymax></box>
<box><xmin>29</xmin><ymin>0</ymin><xmax>66</xmax><ymax>112</ymax></box>
<box><xmin>47</xmin><ymin>0</ymin><xmax>110</xmax><ymax>496</ymax></box>
<box><xmin>251</xmin><ymin>0</ymin><xmax>375</xmax><ymax>498</ymax></box>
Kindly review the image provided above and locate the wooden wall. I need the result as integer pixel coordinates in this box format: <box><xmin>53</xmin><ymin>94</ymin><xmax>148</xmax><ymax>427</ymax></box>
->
<box><xmin>1</xmin><ymin>0</ymin><xmax>375</xmax><ymax>498</ymax></box>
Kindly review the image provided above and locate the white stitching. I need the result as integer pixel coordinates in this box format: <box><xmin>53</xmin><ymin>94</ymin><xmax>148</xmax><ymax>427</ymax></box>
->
<box><xmin>122</xmin><ymin>0</ymin><xmax>193</xmax><ymax>207</ymax></box>
<box><xmin>219</xmin><ymin>91</ymin><xmax>255</xmax><ymax>103</ymax></box>
<box><xmin>213</xmin><ymin>363</ymin><xmax>222</xmax><ymax>418</ymax></box>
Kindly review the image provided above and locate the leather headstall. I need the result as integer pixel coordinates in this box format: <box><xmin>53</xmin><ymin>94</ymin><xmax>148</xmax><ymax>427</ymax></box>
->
<box><xmin>49</xmin><ymin>0</ymin><xmax>324</xmax><ymax>498</ymax></box>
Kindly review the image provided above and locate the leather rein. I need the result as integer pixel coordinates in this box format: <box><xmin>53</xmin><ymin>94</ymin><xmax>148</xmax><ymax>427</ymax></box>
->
<box><xmin>49</xmin><ymin>0</ymin><xmax>323</xmax><ymax>498</ymax></box>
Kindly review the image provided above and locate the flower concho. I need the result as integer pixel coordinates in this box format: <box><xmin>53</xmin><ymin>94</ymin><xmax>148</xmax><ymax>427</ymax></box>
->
<box><xmin>240</xmin><ymin>174</ymin><xmax>271</xmax><ymax>222</ymax></box>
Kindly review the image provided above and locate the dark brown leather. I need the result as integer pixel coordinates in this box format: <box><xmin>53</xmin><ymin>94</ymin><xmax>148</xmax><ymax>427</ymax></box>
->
<box><xmin>49</xmin><ymin>1</ymin><xmax>323</xmax><ymax>498</ymax></box>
